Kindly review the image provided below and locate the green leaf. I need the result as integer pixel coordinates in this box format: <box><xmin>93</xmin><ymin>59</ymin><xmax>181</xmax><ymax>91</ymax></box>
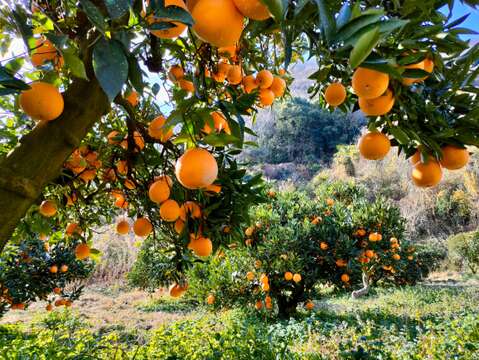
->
<box><xmin>402</xmin><ymin>68</ymin><xmax>430</xmax><ymax>78</ymax></box>
<box><xmin>203</xmin><ymin>133</ymin><xmax>240</xmax><ymax>147</ymax></box>
<box><xmin>104</xmin><ymin>0</ymin><xmax>131</xmax><ymax>19</ymax></box>
<box><xmin>44</xmin><ymin>33</ymin><xmax>68</xmax><ymax>49</ymax></box>
<box><xmin>127</xmin><ymin>55</ymin><xmax>145</xmax><ymax>93</ymax></box>
<box><xmin>79</xmin><ymin>0</ymin><xmax>106</xmax><ymax>33</ymax></box>
<box><xmin>314</xmin><ymin>0</ymin><xmax>336</xmax><ymax>44</ymax></box>
<box><xmin>343</xmin><ymin>19</ymin><xmax>409</xmax><ymax>47</ymax></box>
<box><xmin>349</xmin><ymin>26</ymin><xmax>380</xmax><ymax>69</ymax></box>
<box><xmin>63</xmin><ymin>49</ymin><xmax>88</xmax><ymax>80</ymax></box>
<box><xmin>0</xmin><ymin>66</ymin><xmax>30</xmax><ymax>90</ymax></box>
<box><xmin>388</xmin><ymin>127</ymin><xmax>409</xmax><ymax>144</ymax></box>
<box><xmin>361</xmin><ymin>62</ymin><xmax>402</xmax><ymax>79</ymax></box>
<box><xmin>260</xmin><ymin>0</ymin><xmax>284</xmax><ymax>21</ymax></box>
<box><xmin>92</xmin><ymin>39</ymin><xmax>128</xmax><ymax>102</ymax></box>
<box><xmin>333</xmin><ymin>13</ymin><xmax>382</xmax><ymax>44</ymax></box>
<box><xmin>11</xmin><ymin>8</ymin><xmax>33</xmax><ymax>50</ymax></box>
<box><xmin>149</xmin><ymin>1</ymin><xmax>194</xmax><ymax>26</ymax></box>
<box><xmin>336</xmin><ymin>4</ymin><xmax>352</xmax><ymax>31</ymax></box>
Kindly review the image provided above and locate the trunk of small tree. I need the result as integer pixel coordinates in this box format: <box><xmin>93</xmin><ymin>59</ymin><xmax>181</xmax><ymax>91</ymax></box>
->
<box><xmin>276</xmin><ymin>286</ymin><xmax>304</xmax><ymax>319</ymax></box>
<box><xmin>351</xmin><ymin>272</ymin><xmax>370</xmax><ymax>299</ymax></box>
<box><xmin>0</xmin><ymin>77</ymin><xmax>109</xmax><ymax>251</ymax></box>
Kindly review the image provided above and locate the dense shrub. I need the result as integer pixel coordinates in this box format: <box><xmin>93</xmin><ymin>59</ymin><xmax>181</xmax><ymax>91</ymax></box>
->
<box><xmin>448</xmin><ymin>231</ymin><xmax>479</xmax><ymax>274</ymax></box>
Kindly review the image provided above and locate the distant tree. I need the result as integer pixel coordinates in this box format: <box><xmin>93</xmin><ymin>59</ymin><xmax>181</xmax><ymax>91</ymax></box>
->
<box><xmin>248</xmin><ymin>98</ymin><xmax>363</xmax><ymax>165</ymax></box>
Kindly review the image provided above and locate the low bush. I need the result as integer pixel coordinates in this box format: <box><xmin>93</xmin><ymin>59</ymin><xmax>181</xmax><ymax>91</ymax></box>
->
<box><xmin>448</xmin><ymin>231</ymin><xmax>479</xmax><ymax>274</ymax></box>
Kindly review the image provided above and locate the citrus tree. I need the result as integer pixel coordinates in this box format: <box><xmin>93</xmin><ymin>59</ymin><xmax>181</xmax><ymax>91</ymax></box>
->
<box><xmin>0</xmin><ymin>0</ymin><xmax>477</xmax><ymax>312</ymax></box>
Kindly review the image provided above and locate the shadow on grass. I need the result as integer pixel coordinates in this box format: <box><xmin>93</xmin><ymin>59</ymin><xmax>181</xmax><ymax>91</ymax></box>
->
<box><xmin>136</xmin><ymin>297</ymin><xmax>198</xmax><ymax>314</ymax></box>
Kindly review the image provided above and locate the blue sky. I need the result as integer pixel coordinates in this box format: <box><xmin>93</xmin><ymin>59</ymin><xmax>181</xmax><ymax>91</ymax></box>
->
<box><xmin>444</xmin><ymin>2</ymin><xmax>479</xmax><ymax>40</ymax></box>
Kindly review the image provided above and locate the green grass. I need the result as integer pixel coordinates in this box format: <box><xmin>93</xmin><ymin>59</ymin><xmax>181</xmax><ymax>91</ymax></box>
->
<box><xmin>0</xmin><ymin>285</ymin><xmax>478</xmax><ymax>359</ymax></box>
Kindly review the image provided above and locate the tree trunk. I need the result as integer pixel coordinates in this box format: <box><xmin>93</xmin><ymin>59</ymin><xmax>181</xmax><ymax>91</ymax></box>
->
<box><xmin>351</xmin><ymin>272</ymin><xmax>370</xmax><ymax>299</ymax></box>
<box><xmin>0</xmin><ymin>77</ymin><xmax>109</xmax><ymax>251</ymax></box>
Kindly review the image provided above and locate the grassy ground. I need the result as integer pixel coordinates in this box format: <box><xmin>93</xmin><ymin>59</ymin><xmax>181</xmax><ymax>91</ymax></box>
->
<box><xmin>1</xmin><ymin>273</ymin><xmax>478</xmax><ymax>359</ymax></box>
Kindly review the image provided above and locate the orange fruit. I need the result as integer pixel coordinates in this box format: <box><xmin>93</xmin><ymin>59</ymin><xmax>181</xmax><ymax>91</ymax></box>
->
<box><xmin>305</xmin><ymin>301</ymin><xmax>314</xmax><ymax>310</ymax></box>
<box><xmin>202</xmin><ymin>112</ymin><xmax>231</xmax><ymax>134</ymax></box>
<box><xmin>402</xmin><ymin>60</ymin><xmax>425</xmax><ymax>86</ymax></box>
<box><xmin>160</xmin><ymin>199</ymin><xmax>181</xmax><ymax>222</ymax></box>
<box><xmin>189</xmin><ymin>236</ymin><xmax>213</xmax><ymax>257</ymax></box>
<box><xmin>178</xmin><ymin>79</ymin><xmax>195</xmax><ymax>93</ymax></box>
<box><xmin>107</xmin><ymin>130</ymin><xmax>121</xmax><ymax>145</ymax></box>
<box><xmin>341</xmin><ymin>274</ymin><xmax>350</xmax><ymax>282</ymax></box>
<box><xmin>320</xmin><ymin>242</ymin><xmax>328</xmax><ymax>250</ymax></box>
<box><xmin>410</xmin><ymin>149</ymin><xmax>422</xmax><ymax>165</ymax></box>
<box><xmin>148</xmin><ymin>179</ymin><xmax>171</xmax><ymax>203</ymax></box>
<box><xmin>336</xmin><ymin>259</ymin><xmax>347</xmax><ymax>267</ymax></box>
<box><xmin>259</xmin><ymin>88</ymin><xmax>274</xmax><ymax>107</ymax></box>
<box><xmin>232</xmin><ymin>0</ymin><xmax>271</xmax><ymax>20</ymax></box>
<box><xmin>393</xmin><ymin>254</ymin><xmax>401</xmax><ymax>260</ymax></box>
<box><xmin>324</xmin><ymin>82</ymin><xmax>346</xmax><ymax>107</ymax></box>
<box><xmin>292</xmin><ymin>273</ymin><xmax>302</xmax><ymax>283</ymax></box>
<box><xmin>358</xmin><ymin>132</ymin><xmax>391</xmax><ymax>160</ymax></box>
<box><xmin>49</xmin><ymin>265</ymin><xmax>58</xmax><ymax>273</ymax></box>
<box><xmin>262</xmin><ymin>282</ymin><xmax>270</xmax><ymax>291</ymax></box>
<box><xmin>19</xmin><ymin>82</ymin><xmax>64</xmax><ymax>121</ymax></box>
<box><xmin>60</xmin><ymin>265</ymin><xmax>68</xmax><ymax>273</ymax></box>
<box><xmin>66</xmin><ymin>223</ymin><xmax>82</xmax><ymax>236</ymax></box>
<box><xmin>11</xmin><ymin>303</ymin><xmax>25</xmax><ymax>310</ymax></box>
<box><xmin>116</xmin><ymin>160</ymin><xmax>128</xmax><ymax>175</ymax></box>
<box><xmin>133</xmin><ymin>131</ymin><xmax>145</xmax><ymax>150</ymax></box>
<box><xmin>154</xmin><ymin>174</ymin><xmax>174</xmax><ymax>187</ymax></box>
<box><xmin>352</xmin><ymin>67</ymin><xmax>389</xmax><ymax>99</ymax></box>
<box><xmin>218</xmin><ymin>45</ymin><xmax>237</xmax><ymax>57</ymax></box>
<box><xmin>148</xmin><ymin>0</ymin><xmax>189</xmax><ymax>39</ymax></box>
<box><xmin>168</xmin><ymin>65</ymin><xmax>184</xmax><ymax>82</ymax></box>
<box><xmin>246</xmin><ymin>271</ymin><xmax>255</xmax><ymax>280</ymax></box>
<box><xmin>205</xmin><ymin>184</ymin><xmax>222</xmax><ymax>194</ymax></box>
<box><xmin>255</xmin><ymin>300</ymin><xmax>263</xmax><ymax>310</ymax></box>
<box><xmin>192</xmin><ymin>0</ymin><xmax>244</xmax><ymax>47</ymax></box>
<box><xmin>169</xmin><ymin>283</ymin><xmax>188</xmax><ymax>297</ymax></box>
<box><xmin>227</xmin><ymin>64</ymin><xmax>243</xmax><ymax>85</ymax></box>
<box><xmin>179</xmin><ymin>201</ymin><xmax>202</xmax><ymax>220</ymax></box>
<box><xmin>270</xmin><ymin>76</ymin><xmax>286</xmax><ymax>97</ymax></box>
<box><xmin>116</xmin><ymin>220</ymin><xmax>130</xmax><ymax>235</ymax></box>
<box><xmin>175</xmin><ymin>148</ymin><xmax>218</xmax><ymax>189</ymax></box>
<box><xmin>284</xmin><ymin>271</ymin><xmax>293</xmax><ymax>281</ymax></box>
<box><xmin>260</xmin><ymin>274</ymin><xmax>269</xmax><ymax>284</ymax></box>
<box><xmin>39</xmin><ymin>200</ymin><xmax>57</xmax><ymax>217</ymax></box>
<box><xmin>54</xmin><ymin>299</ymin><xmax>65</xmax><ymax>307</ymax></box>
<box><xmin>245</xmin><ymin>227</ymin><xmax>254</xmax><ymax>236</ymax></box>
<box><xmin>133</xmin><ymin>218</ymin><xmax>153</xmax><ymax>237</ymax></box>
<box><xmin>207</xmin><ymin>294</ymin><xmax>215</xmax><ymax>304</ymax></box>
<box><xmin>256</xmin><ymin>70</ymin><xmax>274</xmax><ymax>89</ymax></box>
<box><xmin>46</xmin><ymin>304</ymin><xmax>53</xmax><ymax>311</ymax></box>
<box><xmin>53</xmin><ymin>287</ymin><xmax>61</xmax><ymax>294</ymax></box>
<box><xmin>31</xmin><ymin>38</ymin><xmax>60</xmax><ymax>67</ymax></box>
<box><xmin>242</xmin><ymin>75</ymin><xmax>258</xmax><ymax>93</ymax></box>
<box><xmin>124</xmin><ymin>179</ymin><xmax>136</xmax><ymax>190</ymax></box>
<box><xmin>217</xmin><ymin>60</ymin><xmax>231</xmax><ymax>74</ymax></box>
<box><xmin>365</xmin><ymin>250</ymin><xmax>375</xmax><ymax>258</ymax></box>
<box><xmin>75</xmin><ymin>243</ymin><xmax>90</xmax><ymax>260</ymax></box>
<box><xmin>358</xmin><ymin>89</ymin><xmax>395</xmax><ymax>116</ymax></box>
<box><xmin>423</xmin><ymin>58</ymin><xmax>434</xmax><ymax>74</ymax></box>
<box><xmin>174</xmin><ymin>219</ymin><xmax>185</xmax><ymax>234</ymax></box>
<box><xmin>212</xmin><ymin>71</ymin><xmax>227</xmax><ymax>82</ymax></box>
<box><xmin>439</xmin><ymin>145</ymin><xmax>469</xmax><ymax>170</ymax></box>
<box><xmin>369</xmin><ymin>232</ymin><xmax>382</xmax><ymax>242</ymax></box>
<box><xmin>126</xmin><ymin>91</ymin><xmax>139</xmax><ymax>106</ymax></box>
<box><xmin>148</xmin><ymin>116</ymin><xmax>174</xmax><ymax>142</ymax></box>
<box><xmin>79</xmin><ymin>169</ymin><xmax>97</xmax><ymax>182</ymax></box>
<box><xmin>411</xmin><ymin>159</ymin><xmax>442</xmax><ymax>188</ymax></box>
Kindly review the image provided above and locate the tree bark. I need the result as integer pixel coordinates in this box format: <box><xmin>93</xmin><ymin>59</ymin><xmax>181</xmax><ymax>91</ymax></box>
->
<box><xmin>0</xmin><ymin>77</ymin><xmax>109</xmax><ymax>251</ymax></box>
<box><xmin>351</xmin><ymin>272</ymin><xmax>370</xmax><ymax>299</ymax></box>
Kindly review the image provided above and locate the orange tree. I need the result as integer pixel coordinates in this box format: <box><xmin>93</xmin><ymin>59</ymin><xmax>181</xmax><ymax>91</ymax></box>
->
<box><xmin>0</xmin><ymin>0</ymin><xmax>476</xmax><ymax>311</ymax></box>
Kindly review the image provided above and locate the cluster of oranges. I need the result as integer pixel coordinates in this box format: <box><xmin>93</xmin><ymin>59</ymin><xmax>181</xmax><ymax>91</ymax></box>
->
<box><xmin>322</xmin><ymin>54</ymin><xmax>467</xmax><ymax>189</ymax></box>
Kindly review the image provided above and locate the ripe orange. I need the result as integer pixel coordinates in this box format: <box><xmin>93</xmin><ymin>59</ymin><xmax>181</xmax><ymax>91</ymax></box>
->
<box><xmin>116</xmin><ymin>160</ymin><xmax>128</xmax><ymax>175</ymax></box>
<box><xmin>232</xmin><ymin>0</ymin><xmax>271</xmax><ymax>20</ymax></box>
<box><xmin>352</xmin><ymin>67</ymin><xmax>389</xmax><ymax>99</ymax></box>
<box><xmin>124</xmin><ymin>179</ymin><xmax>136</xmax><ymax>190</ymax></box>
<box><xmin>293</xmin><ymin>273</ymin><xmax>302</xmax><ymax>283</ymax></box>
<box><xmin>175</xmin><ymin>148</ymin><xmax>218</xmax><ymax>189</ymax></box>
<box><xmin>324</xmin><ymin>82</ymin><xmax>347</xmax><ymax>107</ymax></box>
<box><xmin>254</xmin><ymin>260</ymin><xmax>262</xmax><ymax>268</ymax></box>
<box><xmin>53</xmin><ymin>287</ymin><xmax>61</xmax><ymax>294</ymax></box>
<box><xmin>205</xmin><ymin>184</ymin><xmax>222</xmax><ymax>194</ymax></box>
<box><xmin>284</xmin><ymin>271</ymin><xmax>293</xmax><ymax>281</ymax></box>
<box><xmin>192</xmin><ymin>0</ymin><xmax>244</xmax><ymax>47</ymax></box>
<box><xmin>54</xmin><ymin>299</ymin><xmax>65</xmax><ymax>307</ymax></box>
<box><xmin>246</xmin><ymin>271</ymin><xmax>255</xmax><ymax>281</ymax></box>
<box><xmin>148</xmin><ymin>116</ymin><xmax>174</xmax><ymax>142</ymax></box>
<box><xmin>262</xmin><ymin>282</ymin><xmax>270</xmax><ymax>291</ymax></box>
<box><xmin>411</xmin><ymin>159</ymin><xmax>442</xmax><ymax>188</ymax></box>
<box><xmin>358</xmin><ymin>132</ymin><xmax>391</xmax><ymax>160</ymax></box>
<box><xmin>31</xmin><ymin>38</ymin><xmax>61</xmax><ymax>67</ymax></box>
<box><xmin>255</xmin><ymin>300</ymin><xmax>263</xmax><ymax>310</ymax></box>
<box><xmin>260</xmin><ymin>274</ymin><xmax>269</xmax><ymax>284</ymax></box>
<box><xmin>439</xmin><ymin>145</ymin><xmax>469</xmax><ymax>170</ymax></box>
<box><xmin>148</xmin><ymin>0</ymin><xmax>188</xmax><ymax>39</ymax></box>
<box><xmin>393</xmin><ymin>254</ymin><xmax>401</xmax><ymax>260</ymax></box>
<box><xmin>75</xmin><ymin>243</ymin><xmax>90</xmax><ymax>260</ymax></box>
<box><xmin>326</xmin><ymin>198</ymin><xmax>335</xmax><ymax>206</ymax></box>
<box><xmin>126</xmin><ymin>91</ymin><xmax>139</xmax><ymax>107</ymax></box>
<box><xmin>212</xmin><ymin>71</ymin><xmax>227</xmax><ymax>82</ymax></box>
<box><xmin>341</xmin><ymin>273</ymin><xmax>350</xmax><ymax>282</ymax></box>
<box><xmin>202</xmin><ymin>112</ymin><xmax>231</xmax><ymax>134</ymax></box>
<box><xmin>11</xmin><ymin>303</ymin><xmax>25</xmax><ymax>310</ymax></box>
<box><xmin>358</xmin><ymin>89</ymin><xmax>395</xmax><ymax>116</ymax></box>
<box><xmin>148</xmin><ymin>179</ymin><xmax>171</xmax><ymax>204</ymax></box>
<box><xmin>242</xmin><ymin>75</ymin><xmax>258</xmax><ymax>93</ymax></box>
<box><xmin>116</xmin><ymin>220</ymin><xmax>130</xmax><ymax>235</ymax></box>
<box><xmin>46</xmin><ymin>303</ymin><xmax>53</xmax><ymax>311</ymax></box>
<box><xmin>365</xmin><ymin>250</ymin><xmax>375</xmax><ymax>258</ymax></box>
<box><xmin>66</xmin><ymin>223</ymin><xmax>82</xmax><ymax>236</ymax></box>
<box><xmin>49</xmin><ymin>265</ymin><xmax>58</xmax><ymax>274</ymax></box>
<box><xmin>179</xmin><ymin>201</ymin><xmax>202</xmax><ymax>220</ymax></box>
<box><xmin>79</xmin><ymin>169</ymin><xmax>97</xmax><ymax>182</ymax></box>
<box><xmin>168</xmin><ymin>65</ymin><xmax>185</xmax><ymax>82</ymax></box>
<box><xmin>132</xmin><ymin>131</ymin><xmax>145</xmax><ymax>150</ymax></box>
<box><xmin>423</xmin><ymin>58</ymin><xmax>434</xmax><ymax>74</ymax></box>
<box><xmin>245</xmin><ymin>226</ymin><xmax>254</xmax><ymax>236</ymax></box>
<box><xmin>369</xmin><ymin>232</ymin><xmax>382</xmax><ymax>242</ymax></box>
<box><xmin>227</xmin><ymin>65</ymin><xmax>243</xmax><ymax>85</ymax></box>
<box><xmin>270</xmin><ymin>76</ymin><xmax>286</xmax><ymax>97</ymax></box>
<box><xmin>107</xmin><ymin>130</ymin><xmax>121</xmax><ymax>145</ymax></box>
<box><xmin>174</xmin><ymin>219</ymin><xmax>185</xmax><ymax>234</ymax></box>
<box><xmin>179</xmin><ymin>79</ymin><xmax>195</xmax><ymax>93</ymax></box>
<box><xmin>19</xmin><ymin>82</ymin><xmax>64</xmax><ymax>121</ymax></box>
<box><xmin>39</xmin><ymin>200</ymin><xmax>57</xmax><ymax>217</ymax></box>
<box><xmin>259</xmin><ymin>88</ymin><xmax>274</xmax><ymax>107</ymax></box>
<box><xmin>410</xmin><ymin>149</ymin><xmax>422</xmax><ymax>165</ymax></box>
<box><xmin>256</xmin><ymin>70</ymin><xmax>274</xmax><ymax>89</ymax></box>
<box><xmin>133</xmin><ymin>218</ymin><xmax>153</xmax><ymax>237</ymax></box>
<box><xmin>320</xmin><ymin>242</ymin><xmax>328</xmax><ymax>250</ymax></box>
<box><xmin>160</xmin><ymin>199</ymin><xmax>181</xmax><ymax>222</ymax></box>
<box><xmin>189</xmin><ymin>236</ymin><xmax>213</xmax><ymax>257</ymax></box>
<box><xmin>336</xmin><ymin>259</ymin><xmax>347</xmax><ymax>267</ymax></box>
<box><xmin>402</xmin><ymin>60</ymin><xmax>425</xmax><ymax>86</ymax></box>
<box><xmin>60</xmin><ymin>265</ymin><xmax>68</xmax><ymax>273</ymax></box>
<box><xmin>169</xmin><ymin>283</ymin><xmax>188</xmax><ymax>297</ymax></box>
<box><xmin>305</xmin><ymin>301</ymin><xmax>314</xmax><ymax>310</ymax></box>
<box><xmin>207</xmin><ymin>294</ymin><xmax>215</xmax><ymax>304</ymax></box>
